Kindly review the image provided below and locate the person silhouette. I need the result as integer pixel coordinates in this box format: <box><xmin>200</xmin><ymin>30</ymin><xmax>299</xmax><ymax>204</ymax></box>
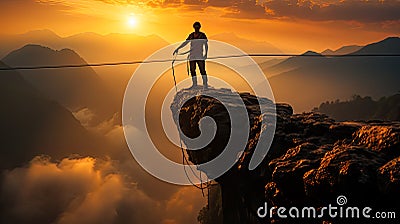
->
<box><xmin>173</xmin><ymin>21</ymin><xmax>208</xmax><ymax>89</ymax></box>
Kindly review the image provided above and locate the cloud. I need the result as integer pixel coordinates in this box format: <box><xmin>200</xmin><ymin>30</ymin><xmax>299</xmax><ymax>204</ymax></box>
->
<box><xmin>0</xmin><ymin>100</ymin><xmax>206</xmax><ymax>223</ymax></box>
<box><xmin>91</xmin><ymin>0</ymin><xmax>400</xmax><ymax>23</ymax></box>
<box><xmin>73</xmin><ymin>108</ymin><xmax>96</xmax><ymax>127</ymax></box>
<box><xmin>223</xmin><ymin>0</ymin><xmax>268</xmax><ymax>19</ymax></box>
<box><xmin>33</xmin><ymin>0</ymin><xmax>400</xmax><ymax>27</ymax></box>
<box><xmin>89</xmin><ymin>112</ymin><xmax>121</xmax><ymax>135</ymax></box>
<box><xmin>0</xmin><ymin>155</ymin><xmax>206</xmax><ymax>224</ymax></box>
<box><xmin>263</xmin><ymin>0</ymin><xmax>400</xmax><ymax>23</ymax></box>
<box><xmin>184</xmin><ymin>0</ymin><xmax>206</xmax><ymax>5</ymax></box>
<box><xmin>0</xmin><ymin>0</ymin><xmax>76</xmax><ymax>17</ymax></box>
<box><xmin>164</xmin><ymin>187</ymin><xmax>207</xmax><ymax>224</ymax></box>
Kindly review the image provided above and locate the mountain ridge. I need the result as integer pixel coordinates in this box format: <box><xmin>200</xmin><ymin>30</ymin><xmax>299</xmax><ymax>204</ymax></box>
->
<box><xmin>3</xmin><ymin>44</ymin><xmax>89</xmax><ymax>66</ymax></box>
<box><xmin>210</xmin><ymin>32</ymin><xmax>282</xmax><ymax>53</ymax></box>
<box><xmin>0</xmin><ymin>29</ymin><xmax>170</xmax><ymax>63</ymax></box>
<box><xmin>265</xmin><ymin>36</ymin><xmax>400</xmax><ymax>112</ymax></box>
<box><xmin>321</xmin><ymin>45</ymin><xmax>362</xmax><ymax>55</ymax></box>
<box><xmin>351</xmin><ymin>36</ymin><xmax>400</xmax><ymax>55</ymax></box>
<box><xmin>0</xmin><ymin>60</ymin><xmax>102</xmax><ymax>169</ymax></box>
<box><xmin>2</xmin><ymin>44</ymin><xmax>118</xmax><ymax>122</ymax></box>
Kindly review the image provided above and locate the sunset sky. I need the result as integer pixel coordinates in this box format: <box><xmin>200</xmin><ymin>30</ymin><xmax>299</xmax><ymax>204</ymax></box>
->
<box><xmin>1</xmin><ymin>0</ymin><xmax>400</xmax><ymax>52</ymax></box>
<box><xmin>1</xmin><ymin>1</ymin><xmax>400</xmax><ymax>224</ymax></box>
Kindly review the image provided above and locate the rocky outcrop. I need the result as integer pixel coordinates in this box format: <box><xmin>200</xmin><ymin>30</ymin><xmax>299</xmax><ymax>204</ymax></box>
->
<box><xmin>171</xmin><ymin>88</ymin><xmax>400</xmax><ymax>224</ymax></box>
<box><xmin>378</xmin><ymin>157</ymin><xmax>400</xmax><ymax>200</ymax></box>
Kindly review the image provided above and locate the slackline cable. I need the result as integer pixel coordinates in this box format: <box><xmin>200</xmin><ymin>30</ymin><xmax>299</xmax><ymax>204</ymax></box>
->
<box><xmin>1</xmin><ymin>53</ymin><xmax>399</xmax><ymax>71</ymax></box>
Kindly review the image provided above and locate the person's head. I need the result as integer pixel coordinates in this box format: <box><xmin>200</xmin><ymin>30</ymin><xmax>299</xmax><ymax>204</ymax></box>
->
<box><xmin>193</xmin><ymin>21</ymin><xmax>201</xmax><ymax>32</ymax></box>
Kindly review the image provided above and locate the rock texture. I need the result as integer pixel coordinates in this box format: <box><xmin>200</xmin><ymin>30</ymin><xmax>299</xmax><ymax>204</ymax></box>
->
<box><xmin>171</xmin><ymin>88</ymin><xmax>400</xmax><ymax>224</ymax></box>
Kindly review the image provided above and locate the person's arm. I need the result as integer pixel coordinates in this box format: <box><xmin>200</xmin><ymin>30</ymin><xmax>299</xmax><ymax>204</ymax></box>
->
<box><xmin>173</xmin><ymin>40</ymin><xmax>189</xmax><ymax>55</ymax></box>
<box><xmin>173</xmin><ymin>33</ymin><xmax>192</xmax><ymax>55</ymax></box>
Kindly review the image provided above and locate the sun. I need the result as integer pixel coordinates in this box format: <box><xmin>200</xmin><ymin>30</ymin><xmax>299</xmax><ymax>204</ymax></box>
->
<box><xmin>127</xmin><ymin>14</ymin><xmax>138</xmax><ymax>28</ymax></box>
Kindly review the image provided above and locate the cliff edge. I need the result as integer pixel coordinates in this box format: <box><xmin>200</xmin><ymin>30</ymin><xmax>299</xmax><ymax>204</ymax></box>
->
<box><xmin>171</xmin><ymin>88</ymin><xmax>400</xmax><ymax>224</ymax></box>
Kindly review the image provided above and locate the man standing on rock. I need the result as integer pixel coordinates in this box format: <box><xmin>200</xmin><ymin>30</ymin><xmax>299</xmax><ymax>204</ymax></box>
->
<box><xmin>173</xmin><ymin>21</ymin><xmax>208</xmax><ymax>89</ymax></box>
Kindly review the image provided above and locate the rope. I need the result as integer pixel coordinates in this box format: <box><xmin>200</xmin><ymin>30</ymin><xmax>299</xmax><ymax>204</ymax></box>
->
<box><xmin>172</xmin><ymin>50</ymin><xmax>210</xmax><ymax>192</ymax></box>
<box><xmin>1</xmin><ymin>53</ymin><xmax>399</xmax><ymax>71</ymax></box>
<box><xmin>171</xmin><ymin>54</ymin><xmax>178</xmax><ymax>92</ymax></box>
<box><xmin>186</xmin><ymin>55</ymin><xmax>190</xmax><ymax>77</ymax></box>
<box><xmin>173</xmin><ymin>50</ymin><xmax>218</xmax><ymax>198</ymax></box>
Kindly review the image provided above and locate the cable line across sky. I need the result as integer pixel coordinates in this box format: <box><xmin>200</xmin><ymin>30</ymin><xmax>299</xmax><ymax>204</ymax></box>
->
<box><xmin>1</xmin><ymin>53</ymin><xmax>399</xmax><ymax>71</ymax></box>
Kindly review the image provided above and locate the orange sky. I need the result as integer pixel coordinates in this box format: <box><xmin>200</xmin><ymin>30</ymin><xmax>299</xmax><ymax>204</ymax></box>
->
<box><xmin>1</xmin><ymin>0</ymin><xmax>399</xmax><ymax>52</ymax></box>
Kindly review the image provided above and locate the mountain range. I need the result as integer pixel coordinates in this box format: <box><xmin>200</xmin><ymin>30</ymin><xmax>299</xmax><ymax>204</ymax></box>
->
<box><xmin>264</xmin><ymin>37</ymin><xmax>400</xmax><ymax>112</ymax></box>
<box><xmin>0</xmin><ymin>61</ymin><xmax>103</xmax><ymax>169</ymax></box>
<box><xmin>0</xmin><ymin>30</ymin><xmax>169</xmax><ymax>63</ymax></box>
<box><xmin>257</xmin><ymin>43</ymin><xmax>362</xmax><ymax>76</ymax></box>
<box><xmin>210</xmin><ymin>32</ymin><xmax>282</xmax><ymax>54</ymax></box>
<box><xmin>1</xmin><ymin>31</ymin><xmax>399</xmax><ymax>114</ymax></box>
<box><xmin>0</xmin><ymin>30</ymin><xmax>283</xmax><ymax>64</ymax></box>
<box><xmin>0</xmin><ymin>30</ymin><xmax>155</xmax><ymax>101</ymax></box>
<box><xmin>210</xmin><ymin>32</ymin><xmax>282</xmax><ymax>65</ymax></box>
<box><xmin>0</xmin><ymin>30</ymin><xmax>285</xmax><ymax>98</ymax></box>
<box><xmin>2</xmin><ymin>44</ymin><xmax>118</xmax><ymax>122</ymax></box>
<box><xmin>321</xmin><ymin>45</ymin><xmax>362</xmax><ymax>56</ymax></box>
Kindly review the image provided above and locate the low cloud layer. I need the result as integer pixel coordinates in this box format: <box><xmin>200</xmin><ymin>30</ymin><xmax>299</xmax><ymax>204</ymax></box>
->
<box><xmin>0</xmin><ymin>156</ymin><xmax>206</xmax><ymax>224</ymax></box>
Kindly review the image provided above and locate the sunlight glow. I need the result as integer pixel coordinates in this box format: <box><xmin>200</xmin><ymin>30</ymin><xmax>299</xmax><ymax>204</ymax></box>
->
<box><xmin>127</xmin><ymin>14</ymin><xmax>137</xmax><ymax>28</ymax></box>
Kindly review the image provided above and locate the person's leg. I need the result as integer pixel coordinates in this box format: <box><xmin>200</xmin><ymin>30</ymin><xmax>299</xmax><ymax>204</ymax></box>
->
<box><xmin>197</xmin><ymin>60</ymin><xmax>208</xmax><ymax>88</ymax></box>
<box><xmin>189</xmin><ymin>61</ymin><xmax>197</xmax><ymax>87</ymax></box>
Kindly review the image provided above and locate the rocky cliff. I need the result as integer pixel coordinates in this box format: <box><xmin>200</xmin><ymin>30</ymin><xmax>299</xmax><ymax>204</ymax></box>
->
<box><xmin>171</xmin><ymin>88</ymin><xmax>400</xmax><ymax>224</ymax></box>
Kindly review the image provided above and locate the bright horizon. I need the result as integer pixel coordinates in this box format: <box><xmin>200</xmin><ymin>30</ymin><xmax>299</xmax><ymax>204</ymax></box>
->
<box><xmin>3</xmin><ymin>28</ymin><xmax>397</xmax><ymax>54</ymax></box>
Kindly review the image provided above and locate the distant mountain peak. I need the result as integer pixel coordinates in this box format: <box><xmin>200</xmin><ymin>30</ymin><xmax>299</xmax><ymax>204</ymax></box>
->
<box><xmin>20</xmin><ymin>44</ymin><xmax>60</xmax><ymax>52</ymax></box>
<box><xmin>373</xmin><ymin>36</ymin><xmax>400</xmax><ymax>46</ymax></box>
<box><xmin>302</xmin><ymin>51</ymin><xmax>322</xmax><ymax>56</ymax></box>
<box><xmin>352</xmin><ymin>36</ymin><xmax>400</xmax><ymax>55</ymax></box>
<box><xmin>210</xmin><ymin>32</ymin><xmax>282</xmax><ymax>54</ymax></box>
<box><xmin>321</xmin><ymin>45</ymin><xmax>362</xmax><ymax>56</ymax></box>
<box><xmin>59</xmin><ymin>48</ymin><xmax>81</xmax><ymax>56</ymax></box>
<box><xmin>382</xmin><ymin>36</ymin><xmax>400</xmax><ymax>41</ymax></box>
<box><xmin>15</xmin><ymin>44</ymin><xmax>79</xmax><ymax>57</ymax></box>
<box><xmin>3</xmin><ymin>44</ymin><xmax>86</xmax><ymax>66</ymax></box>
<box><xmin>23</xmin><ymin>29</ymin><xmax>61</xmax><ymax>39</ymax></box>
<box><xmin>211</xmin><ymin>32</ymin><xmax>239</xmax><ymax>38</ymax></box>
<box><xmin>322</xmin><ymin>49</ymin><xmax>334</xmax><ymax>54</ymax></box>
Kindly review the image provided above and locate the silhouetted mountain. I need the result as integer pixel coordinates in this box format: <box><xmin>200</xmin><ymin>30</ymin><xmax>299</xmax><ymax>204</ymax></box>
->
<box><xmin>2</xmin><ymin>44</ymin><xmax>118</xmax><ymax>122</ymax></box>
<box><xmin>313</xmin><ymin>94</ymin><xmax>400</xmax><ymax>121</ymax></box>
<box><xmin>211</xmin><ymin>33</ymin><xmax>282</xmax><ymax>54</ymax></box>
<box><xmin>321</xmin><ymin>45</ymin><xmax>362</xmax><ymax>55</ymax></box>
<box><xmin>62</xmin><ymin>32</ymin><xmax>169</xmax><ymax>63</ymax></box>
<box><xmin>0</xmin><ymin>61</ymin><xmax>103</xmax><ymax>169</ymax></box>
<box><xmin>0</xmin><ymin>29</ymin><xmax>169</xmax><ymax>63</ymax></box>
<box><xmin>211</xmin><ymin>32</ymin><xmax>282</xmax><ymax>65</ymax></box>
<box><xmin>0</xmin><ymin>30</ymin><xmax>63</xmax><ymax>58</ymax></box>
<box><xmin>0</xmin><ymin>30</ymin><xmax>170</xmax><ymax>108</ymax></box>
<box><xmin>265</xmin><ymin>37</ymin><xmax>400</xmax><ymax>112</ymax></box>
<box><xmin>257</xmin><ymin>58</ymin><xmax>285</xmax><ymax>70</ymax></box>
<box><xmin>263</xmin><ymin>50</ymin><xmax>326</xmax><ymax>77</ymax></box>
<box><xmin>352</xmin><ymin>37</ymin><xmax>400</xmax><ymax>55</ymax></box>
